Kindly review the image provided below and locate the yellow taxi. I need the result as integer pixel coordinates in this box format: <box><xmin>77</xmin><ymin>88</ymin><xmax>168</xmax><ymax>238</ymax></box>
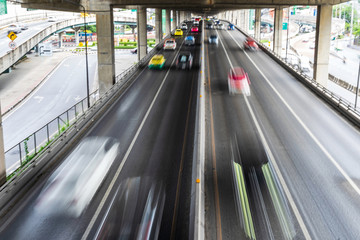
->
<box><xmin>148</xmin><ymin>54</ymin><xmax>166</xmax><ymax>69</ymax></box>
<box><xmin>174</xmin><ymin>29</ymin><xmax>183</xmax><ymax>36</ymax></box>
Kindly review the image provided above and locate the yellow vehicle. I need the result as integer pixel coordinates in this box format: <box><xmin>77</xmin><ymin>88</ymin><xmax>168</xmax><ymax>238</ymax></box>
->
<box><xmin>174</xmin><ymin>29</ymin><xmax>183</xmax><ymax>36</ymax></box>
<box><xmin>148</xmin><ymin>54</ymin><xmax>166</xmax><ymax>69</ymax></box>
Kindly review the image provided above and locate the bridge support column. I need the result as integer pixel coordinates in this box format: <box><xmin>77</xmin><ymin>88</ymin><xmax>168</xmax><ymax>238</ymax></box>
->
<box><xmin>120</xmin><ymin>25</ymin><xmax>125</xmax><ymax>35</ymax></box>
<box><xmin>0</xmin><ymin>104</ymin><xmax>6</xmax><ymax>185</ymax></box>
<box><xmin>314</xmin><ymin>5</ymin><xmax>332</xmax><ymax>87</ymax></box>
<box><xmin>254</xmin><ymin>8</ymin><xmax>261</xmax><ymax>41</ymax></box>
<box><xmin>58</xmin><ymin>32</ymin><xmax>63</xmax><ymax>48</ymax></box>
<box><xmin>75</xmin><ymin>29</ymin><xmax>80</xmax><ymax>46</ymax></box>
<box><xmin>155</xmin><ymin>8</ymin><xmax>162</xmax><ymax>44</ymax></box>
<box><xmin>171</xmin><ymin>10</ymin><xmax>176</xmax><ymax>31</ymax></box>
<box><xmin>273</xmin><ymin>6</ymin><xmax>283</xmax><ymax>55</ymax></box>
<box><xmin>137</xmin><ymin>7</ymin><xmax>147</xmax><ymax>61</ymax></box>
<box><xmin>96</xmin><ymin>9</ymin><xmax>115</xmax><ymax>94</ymax></box>
<box><xmin>166</xmin><ymin>9</ymin><xmax>171</xmax><ymax>36</ymax></box>
<box><xmin>180</xmin><ymin>11</ymin><xmax>185</xmax><ymax>24</ymax></box>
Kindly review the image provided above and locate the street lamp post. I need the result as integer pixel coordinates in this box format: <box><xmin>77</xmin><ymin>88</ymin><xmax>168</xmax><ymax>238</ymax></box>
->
<box><xmin>285</xmin><ymin>7</ymin><xmax>290</xmax><ymax>62</ymax></box>
<box><xmin>355</xmin><ymin>55</ymin><xmax>360</xmax><ymax>109</ymax></box>
<box><xmin>83</xmin><ymin>9</ymin><xmax>90</xmax><ymax>109</ymax></box>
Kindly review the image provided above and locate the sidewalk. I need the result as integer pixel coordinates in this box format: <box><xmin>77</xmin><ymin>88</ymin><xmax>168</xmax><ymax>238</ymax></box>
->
<box><xmin>0</xmin><ymin>48</ymin><xmax>137</xmax><ymax>115</ymax></box>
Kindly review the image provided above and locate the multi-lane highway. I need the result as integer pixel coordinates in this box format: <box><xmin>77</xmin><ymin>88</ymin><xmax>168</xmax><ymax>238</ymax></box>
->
<box><xmin>0</xmin><ymin>22</ymin><xmax>201</xmax><ymax>239</ymax></box>
<box><xmin>1</xmin><ymin>19</ymin><xmax>360</xmax><ymax>240</ymax></box>
<box><xmin>204</xmin><ymin>22</ymin><xmax>360</xmax><ymax>239</ymax></box>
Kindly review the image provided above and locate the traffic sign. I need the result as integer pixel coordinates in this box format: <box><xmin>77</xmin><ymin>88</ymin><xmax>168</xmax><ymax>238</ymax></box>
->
<box><xmin>9</xmin><ymin>41</ymin><xmax>16</xmax><ymax>50</ymax></box>
<box><xmin>7</xmin><ymin>32</ymin><xmax>17</xmax><ymax>41</ymax></box>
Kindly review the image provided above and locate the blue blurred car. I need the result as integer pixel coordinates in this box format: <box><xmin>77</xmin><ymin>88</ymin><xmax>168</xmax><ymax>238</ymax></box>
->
<box><xmin>185</xmin><ymin>36</ymin><xmax>195</xmax><ymax>46</ymax></box>
<box><xmin>228</xmin><ymin>24</ymin><xmax>235</xmax><ymax>30</ymax></box>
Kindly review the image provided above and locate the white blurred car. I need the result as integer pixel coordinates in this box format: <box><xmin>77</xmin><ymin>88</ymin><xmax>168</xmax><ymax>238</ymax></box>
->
<box><xmin>36</xmin><ymin>137</ymin><xmax>120</xmax><ymax>217</ymax></box>
<box><xmin>7</xmin><ymin>24</ymin><xmax>22</xmax><ymax>34</ymax></box>
<box><xmin>163</xmin><ymin>38</ymin><xmax>176</xmax><ymax>50</ymax></box>
<box><xmin>48</xmin><ymin>16</ymin><xmax>57</xmax><ymax>22</ymax></box>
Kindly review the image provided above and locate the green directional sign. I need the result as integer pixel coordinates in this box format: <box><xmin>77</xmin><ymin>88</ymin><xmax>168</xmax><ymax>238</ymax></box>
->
<box><xmin>282</xmin><ymin>22</ymin><xmax>288</xmax><ymax>30</ymax></box>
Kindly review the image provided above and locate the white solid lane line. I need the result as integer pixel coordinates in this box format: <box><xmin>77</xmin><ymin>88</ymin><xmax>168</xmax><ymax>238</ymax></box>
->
<box><xmin>81</xmin><ymin>37</ymin><xmax>187</xmax><ymax>240</ymax></box>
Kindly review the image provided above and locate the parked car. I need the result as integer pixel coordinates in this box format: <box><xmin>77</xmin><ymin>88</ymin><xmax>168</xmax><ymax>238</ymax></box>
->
<box><xmin>185</xmin><ymin>36</ymin><xmax>195</xmax><ymax>46</ymax></box>
<box><xmin>243</xmin><ymin>37</ymin><xmax>259</xmax><ymax>51</ymax></box>
<box><xmin>176</xmin><ymin>52</ymin><xmax>193</xmax><ymax>70</ymax></box>
<box><xmin>228</xmin><ymin>67</ymin><xmax>251</xmax><ymax>96</ymax></box>
<box><xmin>209</xmin><ymin>34</ymin><xmax>218</xmax><ymax>45</ymax></box>
<box><xmin>7</xmin><ymin>24</ymin><xmax>22</xmax><ymax>34</ymax></box>
<box><xmin>163</xmin><ymin>38</ymin><xmax>176</xmax><ymax>50</ymax></box>
<box><xmin>149</xmin><ymin>54</ymin><xmax>166</xmax><ymax>69</ymax></box>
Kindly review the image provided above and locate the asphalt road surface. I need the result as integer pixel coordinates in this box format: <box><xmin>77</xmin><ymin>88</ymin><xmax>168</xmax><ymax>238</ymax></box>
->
<box><xmin>0</xmin><ymin>23</ymin><xmax>200</xmax><ymax>240</ymax></box>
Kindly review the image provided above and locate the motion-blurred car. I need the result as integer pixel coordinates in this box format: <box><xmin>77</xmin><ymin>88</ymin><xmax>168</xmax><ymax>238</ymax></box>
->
<box><xmin>163</xmin><ymin>38</ymin><xmax>176</xmax><ymax>50</ymax></box>
<box><xmin>35</xmin><ymin>137</ymin><xmax>120</xmax><ymax>217</ymax></box>
<box><xmin>243</xmin><ymin>37</ymin><xmax>259</xmax><ymax>51</ymax></box>
<box><xmin>206</xmin><ymin>23</ymin><xmax>214</xmax><ymax>29</ymax></box>
<box><xmin>209</xmin><ymin>34</ymin><xmax>218</xmax><ymax>44</ymax></box>
<box><xmin>181</xmin><ymin>23</ymin><xmax>188</xmax><ymax>30</ymax></box>
<box><xmin>7</xmin><ymin>24</ymin><xmax>22</xmax><ymax>34</ymax></box>
<box><xmin>191</xmin><ymin>26</ymin><xmax>199</xmax><ymax>32</ymax></box>
<box><xmin>148</xmin><ymin>54</ymin><xmax>166</xmax><ymax>69</ymax></box>
<box><xmin>193</xmin><ymin>21</ymin><xmax>199</xmax><ymax>26</ymax></box>
<box><xmin>19</xmin><ymin>23</ymin><xmax>28</xmax><ymax>30</ymax></box>
<box><xmin>228</xmin><ymin>67</ymin><xmax>251</xmax><ymax>96</ymax></box>
<box><xmin>176</xmin><ymin>52</ymin><xmax>193</xmax><ymax>70</ymax></box>
<box><xmin>185</xmin><ymin>36</ymin><xmax>195</xmax><ymax>46</ymax></box>
<box><xmin>48</xmin><ymin>16</ymin><xmax>57</xmax><ymax>22</ymax></box>
<box><xmin>228</xmin><ymin>24</ymin><xmax>235</xmax><ymax>30</ymax></box>
<box><xmin>174</xmin><ymin>29</ymin><xmax>183</xmax><ymax>36</ymax></box>
<box><xmin>217</xmin><ymin>23</ymin><xmax>224</xmax><ymax>30</ymax></box>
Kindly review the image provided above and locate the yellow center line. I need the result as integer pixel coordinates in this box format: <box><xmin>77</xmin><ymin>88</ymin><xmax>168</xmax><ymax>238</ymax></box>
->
<box><xmin>205</xmin><ymin>30</ymin><xmax>223</xmax><ymax>240</ymax></box>
<box><xmin>170</xmin><ymin>74</ymin><xmax>195</xmax><ymax>239</ymax></box>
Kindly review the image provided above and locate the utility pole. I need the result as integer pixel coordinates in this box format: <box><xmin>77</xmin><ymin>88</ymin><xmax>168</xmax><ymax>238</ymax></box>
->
<box><xmin>0</xmin><ymin>103</ymin><xmax>6</xmax><ymax>185</ymax></box>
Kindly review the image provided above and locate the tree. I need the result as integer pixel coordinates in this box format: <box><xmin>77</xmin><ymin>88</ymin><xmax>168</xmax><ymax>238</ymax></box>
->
<box><xmin>81</xmin><ymin>25</ymin><xmax>96</xmax><ymax>33</ymax></box>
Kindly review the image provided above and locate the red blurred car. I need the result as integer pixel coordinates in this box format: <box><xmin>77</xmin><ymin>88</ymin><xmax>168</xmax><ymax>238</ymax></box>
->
<box><xmin>243</xmin><ymin>37</ymin><xmax>259</xmax><ymax>51</ymax></box>
<box><xmin>191</xmin><ymin>26</ymin><xmax>199</xmax><ymax>32</ymax></box>
<box><xmin>228</xmin><ymin>67</ymin><xmax>251</xmax><ymax>96</ymax></box>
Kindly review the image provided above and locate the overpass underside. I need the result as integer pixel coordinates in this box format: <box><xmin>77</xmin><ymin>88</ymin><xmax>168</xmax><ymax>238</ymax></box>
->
<box><xmin>20</xmin><ymin>0</ymin><xmax>349</xmax><ymax>12</ymax></box>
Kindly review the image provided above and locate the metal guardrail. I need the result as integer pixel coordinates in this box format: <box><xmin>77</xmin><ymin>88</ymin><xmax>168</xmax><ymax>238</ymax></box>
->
<box><xmin>5</xmin><ymin>90</ymin><xmax>99</xmax><ymax>178</ymax></box>
<box><xmin>222</xmin><ymin>19</ymin><xmax>360</xmax><ymax>127</ymax></box>
<box><xmin>4</xmin><ymin>35</ymin><xmax>169</xmax><ymax>180</ymax></box>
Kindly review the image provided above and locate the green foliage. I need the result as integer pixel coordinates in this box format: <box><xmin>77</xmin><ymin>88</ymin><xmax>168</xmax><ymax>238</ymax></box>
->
<box><xmin>333</xmin><ymin>4</ymin><xmax>358</xmax><ymax>24</ymax></box>
<box><xmin>81</xmin><ymin>25</ymin><xmax>96</xmax><ymax>33</ymax></box>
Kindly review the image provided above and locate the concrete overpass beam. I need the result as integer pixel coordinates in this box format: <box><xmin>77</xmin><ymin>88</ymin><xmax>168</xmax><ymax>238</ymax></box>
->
<box><xmin>166</xmin><ymin>9</ymin><xmax>171</xmax><ymax>36</ymax></box>
<box><xmin>0</xmin><ymin>104</ymin><xmax>5</xmax><ymax>185</ymax></box>
<box><xmin>273</xmin><ymin>6</ymin><xmax>283</xmax><ymax>55</ymax></box>
<box><xmin>137</xmin><ymin>6</ymin><xmax>147</xmax><ymax>61</ymax></box>
<box><xmin>254</xmin><ymin>8</ymin><xmax>261</xmax><ymax>40</ymax></box>
<box><xmin>171</xmin><ymin>10</ymin><xmax>176</xmax><ymax>31</ymax></box>
<box><xmin>155</xmin><ymin>8</ymin><xmax>162</xmax><ymax>44</ymax></box>
<box><xmin>96</xmin><ymin>9</ymin><xmax>115</xmax><ymax>95</ymax></box>
<box><xmin>314</xmin><ymin>5</ymin><xmax>332</xmax><ymax>87</ymax></box>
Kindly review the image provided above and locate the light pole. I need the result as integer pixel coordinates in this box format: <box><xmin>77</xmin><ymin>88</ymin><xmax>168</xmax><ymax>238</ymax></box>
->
<box><xmin>82</xmin><ymin>9</ymin><xmax>90</xmax><ymax>109</ymax></box>
<box><xmin>285</xmin><ymin>7</ymin><xmax>290</xmax><ymax>62</ymax></box>
<box><xmin>355</xmin><ymin>55</ymin><xmax>360</xmax><ymax>109</ymax></box>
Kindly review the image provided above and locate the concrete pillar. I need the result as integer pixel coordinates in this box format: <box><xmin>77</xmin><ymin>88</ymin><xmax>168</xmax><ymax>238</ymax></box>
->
<box><xmin>0</xmin><ymin>105</ymin><xmax>6</xmax><ymax>185</ymax></box>
<box><xmin>96</xmin><ymin>9</ymin><xmax>115</xmax><ymax>95</ymax></box>
<box><xmin>166</xmin><ymin>9</ymin><xmax>171</xmax><ymax>36</ymax></box>
<box><xmin>244</xmin><ymin>9</ymin><xmax>250</xmax><ymax>32</ymax></box>
<box><xmin>75</xmin><ymin>29</ymin><xmax>80</xmax><ymax>46</ymax></box>
<box><xmin>180</xmin><ymin>11</ymin><xmax>185</xmax><ymax>24</ymax></box>
<box><xmin>155</xmin><ymin>8</ymin><xmax>162</xmax><ymax>44</ymax></box>
<box><xmin>254</xmin><ymin>8</ymin><xmax>261</xmax><ymax>41</ymax></box>
<box><xmin>58</xmin><ymin>32</ymin><xmax>63</xmax><ymax>48</ymax></box>
<box><xmin>137</xmin><ymin>7</ymin><xmax>147</xmax><ymax>61</ymax></box>
<box><xmin>273</xmin><ymin>6</ymin><xmax>283</xmax><ymax>55</ymax></box>
<box><xmin>171</xmin><ymin>10</ymin><xmax>176</xmax><ymax>31</ymax></box>
<box><xmin>314</xmin><ymin>5</ymin><xmax>332</xmax><ymax>87</ymax></box>
<box><xmin>120</xmin><ymin>25</ymin><xmax>125</xmax><ymax>35</ymax></box>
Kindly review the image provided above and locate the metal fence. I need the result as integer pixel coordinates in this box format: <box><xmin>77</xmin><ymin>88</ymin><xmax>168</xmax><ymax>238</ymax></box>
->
<box><xmin>5</xmin><ymin>90</ymin><xmax>99</xmax><ymax>177</ymax></box>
